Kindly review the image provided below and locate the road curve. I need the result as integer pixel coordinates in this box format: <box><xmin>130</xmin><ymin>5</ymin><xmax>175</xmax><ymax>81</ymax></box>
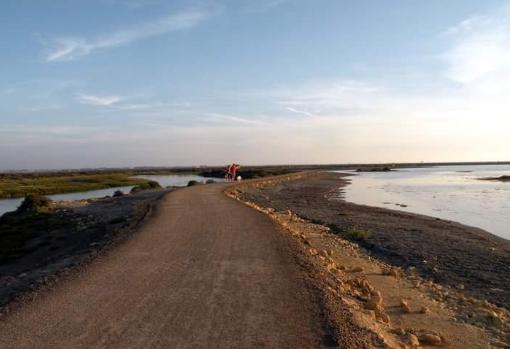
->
<box><xmin>0</xmin><ymin>183</ymin><xmax>336</xmax><ymax>348</ymax></box>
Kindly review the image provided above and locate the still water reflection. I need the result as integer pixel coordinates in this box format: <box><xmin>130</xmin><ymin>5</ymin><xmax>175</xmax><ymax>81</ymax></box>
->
<box><xmin>341</xmin><ymin>165</ymin><xmax>510</xmax><ymax>240</ymax></box>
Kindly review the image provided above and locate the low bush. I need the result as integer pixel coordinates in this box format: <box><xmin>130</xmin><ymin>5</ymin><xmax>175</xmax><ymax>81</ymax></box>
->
<box><xmin>187</xmin><ymin>180</ymin><xmax>201</xmax><ymax>187</ymax></box>
<box><xmin>343</xmin><ymin>228</ymin><xmax>372</xmax><ymax>241</ymax></box>
<box><xmin>17</xmin><ymin>194</ymin><xmax>52</xmax><ymax>213</ymax></box>
<box><xmin>130</xmin><ymin>180</ymin><xmax>162</xmax><ymax>193</ymax></box>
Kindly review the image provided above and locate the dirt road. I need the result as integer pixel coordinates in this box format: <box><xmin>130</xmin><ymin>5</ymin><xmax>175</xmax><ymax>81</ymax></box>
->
<box><xmin>0</xmin><ymin>183</ymin><xmax>339</xmax><ymax>348</ymax></box>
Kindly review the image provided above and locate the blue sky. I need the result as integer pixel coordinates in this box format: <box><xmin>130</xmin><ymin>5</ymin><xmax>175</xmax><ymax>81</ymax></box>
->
<box><xmin>1</xmin><ymin>0</ymin><xmax>509</xmax><ymax>169</ymax></box>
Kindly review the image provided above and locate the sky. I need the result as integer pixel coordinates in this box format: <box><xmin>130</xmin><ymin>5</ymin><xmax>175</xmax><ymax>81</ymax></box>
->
<box><xmin>1</xmin><ymin>0</ymin><xmax>510</xmax><ymax>170</ymax></box>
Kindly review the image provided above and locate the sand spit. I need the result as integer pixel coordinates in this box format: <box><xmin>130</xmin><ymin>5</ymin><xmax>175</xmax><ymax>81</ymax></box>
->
<box><xmin>479</xmin><ymin>176</ymin><xmax>510</xmax><ymax>182</ymax></box>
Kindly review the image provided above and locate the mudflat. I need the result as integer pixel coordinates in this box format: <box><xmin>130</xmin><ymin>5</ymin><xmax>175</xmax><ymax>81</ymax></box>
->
<box><xmin>237</xmin><ymin>172</ymin><xmax>510</xmax><ymax>310</ymax></box>
<box><xmin>0</xmin><ymin>183</ymin><xmax>374</xmax><ymax>349</ymax></box>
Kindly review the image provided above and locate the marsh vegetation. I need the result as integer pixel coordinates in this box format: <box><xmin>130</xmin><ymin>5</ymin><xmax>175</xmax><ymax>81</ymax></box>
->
<box><xmin>0</xmin><ymin>172</ymin><xmax>156</xmax><ymax>199</ymax></box>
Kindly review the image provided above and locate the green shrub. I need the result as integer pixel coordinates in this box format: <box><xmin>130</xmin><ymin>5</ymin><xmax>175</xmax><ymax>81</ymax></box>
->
<box><xmin>17</xmin><ymin>194</ymin><xmax>52</xmax><ymax>213</ymax></box>
<box><xmin>344</xmin><ymin>228</ymin><xmax>372</xmax><ymax>241</ymax></box>
<box><xmin>130</xmin><ymin>180</ymin><xmax>162</xmax><ymax>193</ymax></box>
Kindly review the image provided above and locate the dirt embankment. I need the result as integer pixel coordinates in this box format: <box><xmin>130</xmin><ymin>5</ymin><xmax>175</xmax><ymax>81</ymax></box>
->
<box><xmin>228</xmin><ymin>172</ymin><xmax>510</xmax><ymax>348</ymax></box>
<box><xmin>0</xmin><ymin>189</ymin><xmax>167</xmax><ymax>310</ymax></box>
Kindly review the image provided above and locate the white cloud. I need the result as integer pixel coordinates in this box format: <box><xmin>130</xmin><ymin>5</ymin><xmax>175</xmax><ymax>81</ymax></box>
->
<box><xmin>78</xmin><ymin>94</ymin><xmax>123</xmax><ymax>106</ymax></box>
<box><xmin>273</xmin><ymin>80</ymin><xmax>385</xmax><ymax>115</ymax></box>
<box><xmin>203</xmin><ymin>112</ymin><xmax>267</xmax><ymax>125</ymax></box>
<box><xmin>46</xmin><ymin>9</ymin><xmax>211</xmax><ymax>61</ymax></box>
<box><xmin>443</xmin><ymin>7</ymin><xmax>510</xmax><ymax>84</ymax></box>
<box><xmin>285</xmin><ymin>107</ymin><xmax>314</xmax><ymax>117</ymax></box>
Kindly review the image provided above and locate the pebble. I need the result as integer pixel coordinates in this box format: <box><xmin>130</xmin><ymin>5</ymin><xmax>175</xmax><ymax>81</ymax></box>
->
<box><xmin>418</xmin><ymin>334</ymin><xmax>443</xmax><ymax>346</ymax></box>
<box><xmin>420</xmin><ymin>306</ymin><xmax>430</xmax><ymax>314</ymax></box>
<box><xmin>366</xmin><ymin>291</ymin><xmax>383</xmax><ymax>310</ymax></box>
<box><xmin>326</xmin><ymin>262</ymin><xmax>337</xmax><ymax>272</ymax></box>
<box><xmin>350</xmin><ymin>266</ymin><xmax>364</xmax><ymax>273</ymax></box>
<box><xmin>392</xmin><ymin>327</ymin><xmax>405</xmax><ymax>336</ymax></box>
<box><xmin>406</xmin><ymin>334</ymin><xmax>420</xmax><ymax>348</ymax></box>
<box><xmin>379</xmin><ymin>312</ymin><xmax>390</xmax><ymax>324</ymax></box>
<box><xmin>400</xmin><ymin>299</ymin><xmax>411</xmax><ymax>313</ymax></box>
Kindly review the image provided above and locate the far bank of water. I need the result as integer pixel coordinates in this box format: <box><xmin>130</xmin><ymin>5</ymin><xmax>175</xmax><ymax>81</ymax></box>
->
<box><xmin>0</xmin><ymin>174</ymin><xmax>215</xmax><ymax>217</ymax></box>
<box><xmin>341</xmin><ymin>165</ymin><xmax>510</xmax><ymax>240</ymax></box>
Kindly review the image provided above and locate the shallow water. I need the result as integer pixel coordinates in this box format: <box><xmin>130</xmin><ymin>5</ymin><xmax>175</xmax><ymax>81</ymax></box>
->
<box><xmin>132</xmin><ymin>174</ymin><xmax>216</xmax><ymax>187</ymax></box>
<box><xmin>0</xmin><ymin>174</ymin><xmax>213</xmax><ymax>217</ymax></box>
<box><xmin>341</xmin><ymin>165</ymin><xmax>510</xmax><ymax>240</ymax></box>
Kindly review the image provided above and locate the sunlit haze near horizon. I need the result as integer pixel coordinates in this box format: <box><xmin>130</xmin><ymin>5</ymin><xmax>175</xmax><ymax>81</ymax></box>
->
<box><xmin>1</xmin><ymin>0</ymin><xmax>510</xmax><ymax>170</ymax></box>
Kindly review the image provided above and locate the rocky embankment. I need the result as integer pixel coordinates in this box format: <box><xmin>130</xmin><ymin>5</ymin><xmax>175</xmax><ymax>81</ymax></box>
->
<box><xmin>0</xmin><ymin>189</ymin><xmax>167</xmax><ymax>310</ymax></box>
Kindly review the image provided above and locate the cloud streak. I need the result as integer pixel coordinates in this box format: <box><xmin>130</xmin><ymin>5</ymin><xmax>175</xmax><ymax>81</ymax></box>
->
<box><xmin>285</xmin><ymin>107</ymin><xmax>314</xmax><ymax>117</ymax></box>
<box><xmin>78</xmin><ymin>94</ymin><xmax>123</xmax><ymax>106</ymax></box>
<box><xmin>46</xmin><ymin>9</ymin><xmax>211</xmax><ymax>61</ymax></box>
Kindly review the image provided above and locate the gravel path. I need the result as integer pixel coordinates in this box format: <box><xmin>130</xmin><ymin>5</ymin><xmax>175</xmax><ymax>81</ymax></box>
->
<box><xmin>0</xmin><ymin>183</ymin><xmax>340</xmax><ymax>348</ymax></box>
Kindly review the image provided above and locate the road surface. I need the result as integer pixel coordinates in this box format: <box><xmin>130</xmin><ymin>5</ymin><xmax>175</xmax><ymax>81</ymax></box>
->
<box><xmin>0</xmin><ymin>183</ymin><xmax>337</xmax><ymax>348</ymax></box>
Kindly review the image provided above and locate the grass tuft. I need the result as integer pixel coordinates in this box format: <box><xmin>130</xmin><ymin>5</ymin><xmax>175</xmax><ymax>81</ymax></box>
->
<box><xmin>343</xmin><ymin>228</ymin><xmax>372</xmax><ymax>241</ymax></box>
<box><xmin>130</xmin><ymin>180</ymin><xmax>162</xmax><ymax>193</ymax></box>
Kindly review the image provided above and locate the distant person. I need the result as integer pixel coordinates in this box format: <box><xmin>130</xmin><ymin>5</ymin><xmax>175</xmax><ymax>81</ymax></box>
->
<box><xmin>225</xmin><ymin>163</ymin><xmax>240</xmax><ymax>181</ymax></box>
<box><xmin>225</xmin><ymin>165</ymin><xmax>233</xmax><ymax>181</ymax></box>
<box><xmin>231</xmin><ymin>164</ymin><xmax>240</xmax><ymax>181</ymax></box>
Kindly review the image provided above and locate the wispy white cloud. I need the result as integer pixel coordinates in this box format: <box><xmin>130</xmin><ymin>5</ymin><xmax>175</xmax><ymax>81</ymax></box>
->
<box><xmin>112</xmin><ymin>101</ymin><xmax>191</xmax><ymax>111</ymax></box>
<box><xmin>78</xmin><ymin>94</ymin><xmax>123</xmax><ymax>106</ymax></box>
<box><xmin>203</xmin><ymin>112</ymin><xmax>267</xmax><ymax>125</ymax></box>
<box><xmin>443</xmin><ymin>6</ymin><xmax>510</xmax><ymax>84</ymax></box>
<box><xmin>285</xmin><ymin>107</ymin><xmax>314</xmax><ymax>117</ymax></box>
<box><xmin>270</xmin><ymin>80</ymin><xmax>386</xmax><ymax>116</ymax></box>
<box><xmin>46</xmin><ymin>9</ymin><xmax>211</xmax><ymax>61</ymax></box>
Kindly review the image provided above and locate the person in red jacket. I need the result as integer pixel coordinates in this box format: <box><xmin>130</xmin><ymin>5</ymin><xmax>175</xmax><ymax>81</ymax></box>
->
<box><xmin>225</xmin><ymin>163</ymin><xmax>240</xmax><ymax>181</ymax></box>
<box><xmin>225</xmin><ymin>164</ymin><xmax>233</xmax><ymax>180</ymax></box>
<box><xmin>231</xmin><ymin>164</ymin><xmax>239</xmax><ymax>180</ymax></box>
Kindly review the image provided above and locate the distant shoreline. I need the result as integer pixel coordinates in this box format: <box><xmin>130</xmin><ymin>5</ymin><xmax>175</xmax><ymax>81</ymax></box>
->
<box><xmin>478</xmin><ymin>175</ymin><xmax>510</xmax><ymax>182</ymax></box>
<box><xmin>2</xmin><ymin>160</ymin><xmax>510</xmax><ymax>175</ymax></box>
<box><xmin>2</xmin><ymin>161</ymin><xmax>509</xmax><ymax>199</ymax></box>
